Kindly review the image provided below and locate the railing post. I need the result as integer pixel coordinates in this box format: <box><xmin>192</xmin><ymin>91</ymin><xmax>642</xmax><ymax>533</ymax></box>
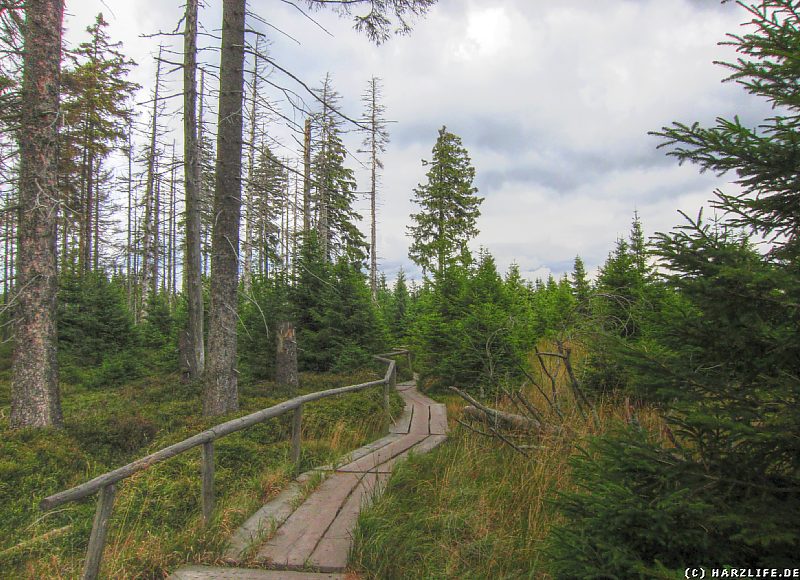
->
<box><xmin>202</xmin><ymin>441</ymin><xmax>214</xmax><ymax>526</ymax></box>
<box><xmin>82</xmin><ymin>483</ymin><xmax>117</xmax><ymax>580</ymax></box>
<box><xmin>384</xmin><ymin>362</ymin><xmax>395</xmax><ymax>416</ymax></box>
<box><xmin>291</xmin><ymin>404</ymin><xmax>303</xmax><ymax>473</ymax></box>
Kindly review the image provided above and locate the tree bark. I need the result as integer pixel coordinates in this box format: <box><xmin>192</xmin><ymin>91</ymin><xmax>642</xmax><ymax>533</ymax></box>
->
<box><xmin>183</xmin><ymin>0</ymin><xmax>205</xmax><ymax>379</ymax></box>
<box><xmin>275</xmin><ymin>321</ymin><xmax>298</xmax><ymax>393</ymax></box>
<box><xmin>204</xmin><ymin>0</ymin><xmax>246</xmax><ymax>416</ymax></box>
<box><xmin>11</xmin><ymin>0</ymin><xmax>64</xmax><ymax>429</ymax></box>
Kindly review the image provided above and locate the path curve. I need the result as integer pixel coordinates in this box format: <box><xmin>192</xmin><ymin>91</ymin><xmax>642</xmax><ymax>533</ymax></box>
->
<box><xmin>170</xmin><ymin>378</ymin><xmax>447</xmax><ymax>579</ymax></box>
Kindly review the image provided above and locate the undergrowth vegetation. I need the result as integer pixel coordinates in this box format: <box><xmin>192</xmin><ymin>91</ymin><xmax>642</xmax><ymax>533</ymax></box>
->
<box><xmin>0</xmin><ymin>364</ymin><xmax>403</xmax><ymax>578</ymax></box>
<box><xmin>352</xmin><ymin>347</ymin><xmax>666</xmax><ymax>579</ymax></box>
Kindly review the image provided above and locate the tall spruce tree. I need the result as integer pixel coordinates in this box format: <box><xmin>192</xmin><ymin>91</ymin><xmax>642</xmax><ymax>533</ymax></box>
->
<box><xmin>571</xmin><ymin>255</ymin><xmax>591</xmax><ymax>304</ymax></box>
<box><xmin>249</xmin><ymin>142</ymin><xmax>288</xmax><ymax>276</ymax></box>
<box><xmin>311</xmin><ymin>75</ymin><xmax>366</xmax><ymax>263</ymax></box>
<box><xmin>408</xmin><ymin>126</ymin><xmax>482</xmax><ymax>280</ymax></box>
<box><xmin>59</xmin><ymin>13</ymin><xmax>136</xmax><ymax>274</ymax></box>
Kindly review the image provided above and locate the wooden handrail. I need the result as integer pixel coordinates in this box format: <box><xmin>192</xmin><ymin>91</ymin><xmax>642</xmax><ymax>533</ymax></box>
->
<box><xmin>39</xmin><ymin>350</ymin><xmax>407</xmax><ymax>580</ymax></box>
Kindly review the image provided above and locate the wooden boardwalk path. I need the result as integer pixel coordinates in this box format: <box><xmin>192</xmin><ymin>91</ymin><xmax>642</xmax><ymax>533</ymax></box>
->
<box><xmin>170</xmin><ymin>379</ymin><xmax>447</xmax><ymax>579</ymax></box>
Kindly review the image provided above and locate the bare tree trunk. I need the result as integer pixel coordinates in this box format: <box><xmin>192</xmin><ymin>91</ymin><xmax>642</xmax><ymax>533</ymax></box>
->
<box><xmin>167</xmin><ymin>147</ymin><xmax>176</xmax><ymax>297</ymax></box>
<box><xmin>153</xmin><ymin>171</ymin><xmax>161</xmax><ymax>296</ymax></box>
<box><xmin>92</xmin><ymin>161</ymin><xmax>100</xmax><ymax>271</ymax></box>
<box><xmin>292</xmin><ymin>162</ymin><xmax>298</xmax><ymax>278</ymax></box>
<box><xmin>275</xmin><ymin>321</ymin><xmax>298</xmax><ymax>392</ymax></box>
<box><xmin>242</xmin><ymin>36</ymin><xmax>260</xmax><ymax>294</ymax></box>
<box><xmin>302</xmin><ymin>118</ymin><xmax>311</xmax><ymax>234</ymax></box>
<box><xmin>183</xmin><ymin>0</ymin><xmax>205</xmax><ymax>375</ymax></box>
<box><xmin>198</xmin><ymin>68</ymin><xmax>210</xmax><ymax>278</ymax></box>
<box><xmin>204</xmin><ymin>0</ymin><xmax>246</xmax><ymax>416</ymax></box>
<box><xmin>126</xmin><ymin>117</ymin><xmax>134</xmax><ymax>311</ymax></box>
<box><xmin>11</xmin><ymin>0</ymin><xmax>64</xmax><ymax>429</ymax></box>
<box><xmin>142</xmin><ymin>46</ymin><xmax>162</xmax><ymax>312</ymax></box>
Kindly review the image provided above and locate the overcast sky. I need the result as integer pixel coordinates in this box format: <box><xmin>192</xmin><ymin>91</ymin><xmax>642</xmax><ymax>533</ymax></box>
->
<box><xmin>64</xmin><ymin>0</ymin><xmax>772</xmax><ymax>283</ymax></box>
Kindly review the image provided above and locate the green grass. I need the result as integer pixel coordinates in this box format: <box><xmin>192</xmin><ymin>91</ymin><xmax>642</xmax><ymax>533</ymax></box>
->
<box><xmin>351</xmin><ymin>425</ymin><xmax>563</xmax><ymax>580</ymax></box>
<box><xmin>351</xmin><ymin>350</ymin><xmax>666</xmax><ymax>580</ymax></box>
<box><xmin>0</xmin><ymin>359</ymin><xmax>404</xmax><ymax>579</ymax></box>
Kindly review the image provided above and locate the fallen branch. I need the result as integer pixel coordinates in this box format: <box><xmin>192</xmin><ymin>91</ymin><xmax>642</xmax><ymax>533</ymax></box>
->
<box><xmin>450</xmin><ymin>386</ymin><xmax>541</xmax><ymax>432</ymax></box>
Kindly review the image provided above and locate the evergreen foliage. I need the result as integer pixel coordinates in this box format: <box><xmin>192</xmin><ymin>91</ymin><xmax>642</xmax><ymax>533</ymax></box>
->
<box><xmin>550</xmin><ymin>2</ymin><xmax>800</xmax><ymax>573</ymax></box>
<box><xmin>57</xmin><ymin>269</ymin><xmax>134</xmax><ymax>365</ymax></box>
<box><xmin>312</xmin><ymin>75</ymin><xmax>368</xmax><ymax>263</ymax></box>
<box><xmin>59</xmin><ymin>13</ymin><xmax>137</xmax><ymax>272</ymax></box>
<box><xmin>288</xmin><ymin>235</ymin><xmax>385</xmax><ymax>372</ymax></box>
<box><xmin>410</xmin><ymin>251</ymin><xmax>535</xmax><ymax>391</ymax></box>
<box><xmin>408</xmin><ymin>126</ymin><xmax>483</xmax><ymax>279</ymax></box>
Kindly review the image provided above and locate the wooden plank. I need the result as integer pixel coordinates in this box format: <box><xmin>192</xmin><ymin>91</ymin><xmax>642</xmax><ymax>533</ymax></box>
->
<box><xmin>82</xmin><ymin>483</ymin><xmax>117</xmax><ymax>580</ymax></box>
<box><xmin>256</xmin><ymin>472</ymin><xmax>361</xmax><ymax>568</ymax></box>
<box><xmin>408</xmin><ymin>401</ymin><xmax>430</xmax><ymax>435</ymax></box>
<box><xmin>307</xmin><ymin>473</ymin><xmax>380</xmax><ymax>572</ymax></box>
<box><xmin>367</xmin><ymin>435</ymin><xmax>448</xmax><ymax>474</ymax></box>
<box><xmin>429</xmin><ymin>403</ymin><xmax>448</xmax><ymax>435</ymax></box>
<box><xmin>201</xmin><ymin>442</ymin><xmax>214</xmax><ymax>526</ymax></box>
<box><xmin>169</xmin><ymin>565</ymin><xmax>345</xmax><ymax>579</ymax></box>
<box><xmin>225</xmin><ymin>480</ymin><xmax>306</xmax><ymax>561</ymax></box>
<box><xmin>389</xmin><ymin>404</ymin><xmax>412</xmax><ymax>434</ymax></box>
<box><xmin>306</xmin><ymin>538</ymin><xmax>351</xmax><ymax>573</ymax></box>
<box><xmin>336</xmin><ymin>432</ymin><xmax>427</xmax><ymax>473</ymax></box>
<box><xmin>332</xmin><ymin>433</ymin><xmax>402</xmax><ymax>468</ymax></box>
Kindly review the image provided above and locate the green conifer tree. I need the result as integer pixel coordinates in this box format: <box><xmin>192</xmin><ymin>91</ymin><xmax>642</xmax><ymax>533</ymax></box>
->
<box><xmin>408</xmin><ymin>126</ymin><xmax>483</xmax><ymax>280</ymax></box>
<box><xmin>59</xmin><ymin>13</ymin><xmax>137</xmax><ymax>273</ymax></box>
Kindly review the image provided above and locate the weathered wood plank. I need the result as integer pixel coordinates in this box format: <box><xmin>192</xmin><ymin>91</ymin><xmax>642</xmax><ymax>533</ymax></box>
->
<box><xmin>169</xmin><ymin>566</ymin><xmax>345</xmax><ymax>579</ymax></box>
<box><xmin>82</xmin><ymin>484</ymin><xmax>116</xmax><ymax>580</ymax></box>
<box><xmin>336</xmin><ymin>432</ymin><xmax>427</xmax><ymax>473</ymax></box>
<box><xmin>256</xmin><ymin>472</ymin><xmax>361</xmax><ymax>567</ymax></box>
<box><xmin>429</xmin><ymin>403</ymin><xmax>448</xmax><ymax>435</ymax></box>
<box><xmin>201</xmin><ymin>442</ymin><xmax>214</xmax><ymax>526</ymax></box>
<box><xmin>408</xmin><ymin>401</ymin><xmax>430</xmax><ymax>435</ymax></box>
<box><xmin>389</xmin><ymin>404</ymin><xmax>412</xmax><ymax>434</ymax></box>
<box><xmin>291</xmin><ymin>405</ymin><xmax>302</xmax><ymax>470</ymax></box>
<box><xmin>225</xmin><ymin>480</ymin><xmax>306</xmax><ymax>562</ymax></box>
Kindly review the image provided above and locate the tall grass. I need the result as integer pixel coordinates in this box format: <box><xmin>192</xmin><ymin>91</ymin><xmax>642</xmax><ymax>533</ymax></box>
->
<box><xmin>351</xmin><ymin>343</ymin><xmax>664</xmax><ymax>579</ymax></box>
<box><xmin>0</xmin><ymin>364</ymin><xmax>405</xmax><ymax>579</ymax></box>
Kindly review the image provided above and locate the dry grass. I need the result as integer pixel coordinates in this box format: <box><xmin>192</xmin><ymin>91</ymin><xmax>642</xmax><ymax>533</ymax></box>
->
<box><xmin>352</xmin><ymin>341</ymin><xmax>665</xmax><ymax>579</ymax></box>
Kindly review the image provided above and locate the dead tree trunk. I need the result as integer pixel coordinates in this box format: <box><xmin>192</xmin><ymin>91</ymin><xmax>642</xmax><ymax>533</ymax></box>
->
<box><xmin>183</xmin><ymin>0</ymin><xmax>205</xmax><ymax>379</ymax></box>
<box><xmin>302</xmin><ymin>118</ymin><xmax>311</xmax><ymax>235</ymax></box>
<box><xmin>275</xmin><ymin>321</ymin><xmax>298</xmax><ymax>393</ymax></box>
<box><xmin>242</xmin><ymin>36</ymin><xmax>260</xmax><ymax>294</ymax></box>
<box><xmin>204</xmin><ymin>0</ymin><xmax>246</xmax><ymax>416</ymax></box>
<box><xmin>141</xmin><ymin>46</ymin><xmax>162</xmax><ymax>313</ymax></box>
<box><xmin>11</xmin><ymin>0</ymin><xmax>65</xmax><ymax>429</ymax></box>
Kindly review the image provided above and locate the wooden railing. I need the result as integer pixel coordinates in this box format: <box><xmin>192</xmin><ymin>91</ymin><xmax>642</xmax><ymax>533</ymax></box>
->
<box><xmin>39</xmin><ymin>350</ymin><xmax>411</xmax><ymax>580</ymax></box>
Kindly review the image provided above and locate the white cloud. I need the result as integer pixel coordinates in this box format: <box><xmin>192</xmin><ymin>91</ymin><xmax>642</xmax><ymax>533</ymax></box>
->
<box><xmin>62</xmin><ymin>0</ymin><xmax>771</xmax><ymax>283</ymax></box>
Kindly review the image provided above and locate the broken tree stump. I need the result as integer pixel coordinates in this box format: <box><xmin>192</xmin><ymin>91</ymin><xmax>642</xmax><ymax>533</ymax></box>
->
<box><xmin>276</xmin><ymin>321</ymin><xmax>298</xmax><ymax>392</ymax></box>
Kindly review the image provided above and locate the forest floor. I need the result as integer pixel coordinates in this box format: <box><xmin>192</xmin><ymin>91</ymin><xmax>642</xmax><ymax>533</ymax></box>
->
<box><xmin>0</xmin><ymin>361</ymin><xmax>404</xmax><ymax>579</ymax></box>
